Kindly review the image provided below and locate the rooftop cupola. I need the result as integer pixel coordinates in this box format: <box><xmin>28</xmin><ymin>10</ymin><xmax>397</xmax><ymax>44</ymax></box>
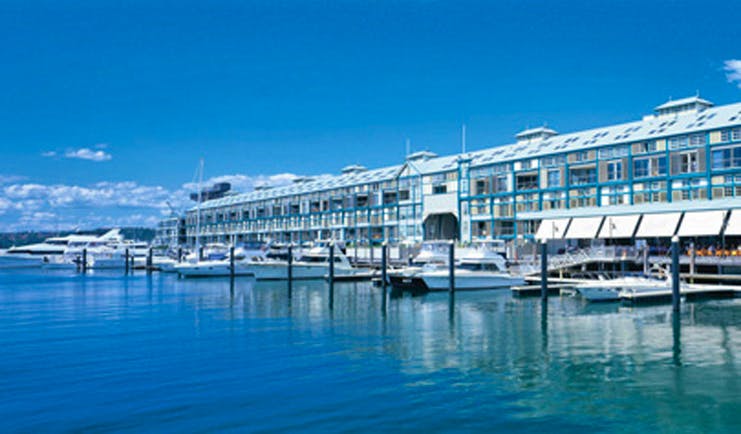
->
<box><xmin>406</xmin><ymin>150</ymin><xmax>438</xmax><ymax>162</ymax></box>
<box><xmin>340</xmin><ymin>164</ymin><xmax>368</xmax><ymax>175</ymax></box>
<box><xmin>515</xmin><ymin>126</ymin><xmax>558</xmax><ymax>144</ymax></box>
<box><xmin>654</xmin><ymin>95</ymin><xmax>713</xmax><ymax>118</ymax></box>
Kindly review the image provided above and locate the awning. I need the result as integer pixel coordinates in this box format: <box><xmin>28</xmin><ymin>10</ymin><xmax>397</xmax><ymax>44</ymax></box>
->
<box><xmin>635</xmin><ymin>212</ymin><xmax>681</xmax><ymax>238</ymax></box>
<box><xmin>677</xmin><ymin>210</ymin><xmax>727</xmax><ymax>237</ymax></box>
<box><xmin>597</xmin><ymin>214</ymin><xmax>641</xmax><ymax>239</ymax></box>
<box><xmin>535</xmin><ymin>218</ymin><xmax>570</xmax><ymax>240</ymax></box>
<box><xmin>724</xmin><ymin>210</ymin><xmax>741</xmax><ymax>236</ymax></box>
<box><xmin>564</xmin><ymin>216</ymin><xmax>604</xmax><ymax>239</ymax></box>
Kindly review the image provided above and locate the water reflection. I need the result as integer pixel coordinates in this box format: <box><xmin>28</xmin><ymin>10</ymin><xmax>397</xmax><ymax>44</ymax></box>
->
<box><xmin>1</xmin><ymin>271</ymin><xmax>739</xmax><ymax>432</ymax></box>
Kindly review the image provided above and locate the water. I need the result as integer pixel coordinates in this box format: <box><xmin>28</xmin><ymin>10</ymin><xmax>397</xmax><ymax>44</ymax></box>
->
<box><xmin>1</xmin><ymin>270</ymin><xmax>739</xmax><ymax>433</ymax></box>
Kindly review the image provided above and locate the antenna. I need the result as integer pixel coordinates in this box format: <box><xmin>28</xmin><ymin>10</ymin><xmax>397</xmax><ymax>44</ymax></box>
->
<box><xmin>461</xmin><ymin>124</ymin><xmax>466</xmax><ymax>154</ymax></box>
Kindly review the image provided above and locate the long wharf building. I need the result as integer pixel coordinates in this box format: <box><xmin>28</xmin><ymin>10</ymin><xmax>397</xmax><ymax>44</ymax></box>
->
<box><xmin>185</xmin><ymin>96</ymin><xmax>741</xmax><ymax>247</ymax></box>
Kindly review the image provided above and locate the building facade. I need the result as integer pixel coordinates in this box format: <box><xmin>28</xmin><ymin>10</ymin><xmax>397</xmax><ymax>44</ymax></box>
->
<box><xmin>183</xmin><ymin>96</ymin><xmax>741</xmax><ymax>247</ymax></box>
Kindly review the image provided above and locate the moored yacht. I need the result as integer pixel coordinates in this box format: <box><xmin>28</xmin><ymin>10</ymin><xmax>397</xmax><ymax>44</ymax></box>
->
<box><xmin>388</xmin><ymin>240</ymin><xmax>450</xmax><ymax>290</ymax></box>
<box><xmin>239</xmin><ymin>242</ymin><xmax>355</xmax><ymax>280</ymax></box>
<box><xmin>390</xmin><ymin>240</ymin><xmax>523</xmax><ymax>291</ymax></box>
<box><xmin>174</xmin><ymin>246</ymin><xmax>252</xmax><ymax>277</ymax></box>
<box><xmin>0</xmin><ymin>229</ymin><xmax>119</xmax><ymax>269</ymax></box>
<box><xmin>419</xmin><ymin>242</ymin><xmax>524</xmax><ymax>291</ymax></box>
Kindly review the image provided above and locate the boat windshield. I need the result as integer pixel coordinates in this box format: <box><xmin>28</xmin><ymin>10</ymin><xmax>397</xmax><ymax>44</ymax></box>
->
<box><xmin>457</xmin><ymin>262</ymin><xmax>504</xmax><ymax>272</ymax></box>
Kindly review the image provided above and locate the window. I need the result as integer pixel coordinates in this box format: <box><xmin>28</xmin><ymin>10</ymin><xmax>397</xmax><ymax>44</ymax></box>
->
<box><xmin>711</xmin><ymin>147</ymin><xmax>741</xmax><ymax>170</ymax></box>
<box><xmin>689</xmin><ymin>133</ymin><xmax>706</xmax><ymax>147</ymax></box>
<box><xmin>516</xmin><ymin>174</ymin><xmax>538</xmax><ymax>191</ymax></box>
<box><xmin>606</xmin><ymin>161</ymin><xmax>623</xmax><ymax>181</ymax></box>
<box><xmin>669</xmin><ymin>136</ymin><xmax>689</xmax><ymax>150</ymax></box>
<box><xmin>570</xmin><ymin>167</ymin><xmax>596</xmax><ymax>185</ymax></box>
<box><xmin>432</xmin><ymin>185</ymin><xmax>447</xmax><ymax>194</ymax></box>
<box><xmin>680</xmin><ymin>152</ymin><xmax>699</xmax><ymax>173</ymax></box>
<box><xmin>547</xmin><ymin>169</ymin><xmax>560</xmax><ymax>187</ymax></box>
<box><xmin>733</xmin><ymin>128</ymin><xmax>741</xmax><ymax>141</ymax></box>
<box><xmin>634</xmin><ymin>141</ymin><xmax>658</xmax><ymax>154</ymax></box>
<box><xmin>634</xmin><ymin>156</ymin><xmax>667</xmax><ymax>178</ymax></box>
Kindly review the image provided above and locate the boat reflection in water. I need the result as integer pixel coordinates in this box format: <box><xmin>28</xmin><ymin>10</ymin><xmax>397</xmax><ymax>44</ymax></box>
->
<box><xmin>1</xmin><ymin>272</ymin><xmax>739</xmax><ymax>432</ymax></box>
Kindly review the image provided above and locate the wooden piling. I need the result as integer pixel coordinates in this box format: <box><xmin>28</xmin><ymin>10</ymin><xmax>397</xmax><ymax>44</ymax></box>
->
<box><xmin>448</xmin><ymin>241</ymin><xmax>455</xmax><ymax>293</ymax></box>
<box><xmin>540</xmin><ymin>241</ymin><xmax>548</xmax><ymax>300</ymax></box>
<box><xmin>671</xmin><ymin>236</ymin><xmax>680</xmax><ymax>312</ymax></box>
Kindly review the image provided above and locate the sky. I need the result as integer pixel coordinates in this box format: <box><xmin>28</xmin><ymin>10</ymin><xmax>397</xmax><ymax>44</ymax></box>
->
<box><xmin>1</xmin><ymin>0</ymin><xmax>740</xmax><ymax>231</ymax></box>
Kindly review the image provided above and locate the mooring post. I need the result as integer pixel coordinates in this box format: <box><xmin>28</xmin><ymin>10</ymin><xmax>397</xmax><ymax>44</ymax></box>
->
<box><xmin>329</xmin><ymin>242</ymin><xmax>335</xmax><ymax>309</ymax></box>
<box><xmin>81</xmin><ymin>248</ymin><xmax>88</xmax><ymax>274</ymax></box>
<box><xmin>177</xmin><ymin>247</ymin><xmax>183</xmax><ymax>263</ymax></box>
<box><xmin>381</xmin><ymin>242</ymin><xmax>388</xmax><ymax>287</ymax></box>
<box><xmin>540</xmin><ymin>241</ymin><xmax>548</xmax><ymax>300</ymax></box>
<box><xmin>448</xmin><ymin>241</ymin><xmax>455</xmax><ymax>294</ymax></box>
<box><xmin>199</xmin><ymin>246</ymin><xmax>204</xmax><ymax>262</ymax></box>
<box><xmin>689</xmin><ymin>242</ymin><xmax>696</xmax><ymax>284</ymax></box>
<box><xmin>147</xmin><ymin>247</ymin><xmax>153</xmax><ymax>274</ymax></box>
<box><xmin>229</xmin><ymin>245</ymin><xmax>235</xmax><ymax>279</ymax></box>
<box><xmin>287</xmin><ymin>244</ymin><xmax>293</xmax><ymax>298</ymax></box>
<box><xmin>671</xmin><ymin>236</ymin><xmax>681</xmax><ymax>312</ymax></box>
<box><xmin>408</xmin><ymin>254</ymin><xmax>413</xmax><ymax>267</ymax></box>
<box><xmin>643</xmin><ymin>245</ymin><xmax>649</xmax><ymax>275</ymax></box>
<box><xmin>130</xmin><ymin>254</ymin><xmax>135</xmax><ymax>274</ymax></box>
<box><xmin>124</xmin><ymin>248</ymin><xmax>130</xmax><ymax>273</ymax></box>
<box><xmin>329</xmin><ymin>242</ymin><xmax>335</xmax><ymax>290</ymax></box>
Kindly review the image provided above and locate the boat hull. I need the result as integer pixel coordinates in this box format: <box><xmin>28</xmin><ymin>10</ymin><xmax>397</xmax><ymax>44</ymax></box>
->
<box><xmin>240</xmin><ymin>262</ymin><xmax>354</xmax><ymax>280</ymax></box>
<box><xmin>175</xmin><ymin>261</ymin><xmax>255</xmax><ymax>278</ymax></box>
<box><xmin>421</xmin><ymin>272</ymin><xmax>525</xmax><ymax>291</ymax></box>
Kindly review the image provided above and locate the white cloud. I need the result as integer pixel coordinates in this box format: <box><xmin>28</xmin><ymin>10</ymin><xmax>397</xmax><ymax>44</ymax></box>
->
<box><xmin>0</xmin><ymin>171</ymin><xmax>304</xmax><ymax>231</ymax></box>
<box><xmin>725</xmin><ymin>59</ymin><xmax>741</xmax><ymax>88</ymax></box>
<box><xmin>0</xmin><ymin>175</ymin><xmax>27</xmax><ymax>185</ymax></box>
<box><xmin>41</xmin><ymin>151</ymin><xmax>57</xmax><ymax>158</ymax></box>
<box><xmin>64</xmin><ymin>148</ymin><xmax>112</xmax><ymax>162</ymax></box>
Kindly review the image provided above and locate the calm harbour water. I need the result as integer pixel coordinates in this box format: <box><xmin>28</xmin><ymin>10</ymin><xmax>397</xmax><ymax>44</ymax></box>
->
<box><xmin>0</xmin><ymin>270</ymin><xmax>739</xmax><ymax>433</ymax></box>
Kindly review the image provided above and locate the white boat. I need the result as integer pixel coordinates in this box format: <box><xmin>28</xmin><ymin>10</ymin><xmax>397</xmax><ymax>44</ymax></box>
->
<box><xmin>240</xmin><ymin>243</ymin><xmax>355</xmax><ymax>280</ymax></box>
<box><xmin>575</xmin><ymin>276</ymin><xmax>672</xmax><ymax>302</ymax></box>
<box><xmin>175</xmin><ymin>259</ymin><xmax>255</xmax><ymax>278</ymax></box>
<box><xmin>174</xmin><ymin>246</ymin><xmax>251</xmax><ymax>277</ymax></box>
<box><xmin>388</xmin><ymin>241</ymin><xmax>450</xmax><ymax>290</ymax></box>
<box><xmin>1</xmin><ymin>230</ymin><xmax>119</xmax><ymax>269</ymax></box>
<box><xmin>419</xmin><ymin>242</ymin><xmax>524</xmax><ymax>291</ymax></box>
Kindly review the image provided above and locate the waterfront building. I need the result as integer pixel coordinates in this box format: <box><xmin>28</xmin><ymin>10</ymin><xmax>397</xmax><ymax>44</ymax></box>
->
<box><xmin>182</xmin><ymin>96</ymin><xmax>741</xmax><ymax>249</ymax></box>
<box><xmin>153</xmin><ymin>216</ymin><xmax>186</xmax><ymax>248</ymax></box>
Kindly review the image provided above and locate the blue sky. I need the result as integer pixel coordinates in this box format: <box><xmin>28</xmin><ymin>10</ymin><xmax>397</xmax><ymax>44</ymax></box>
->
<box><xmin>1</xmin><ymin>0</ymin><xmax>740</xmax><ymax>231</ymax></box>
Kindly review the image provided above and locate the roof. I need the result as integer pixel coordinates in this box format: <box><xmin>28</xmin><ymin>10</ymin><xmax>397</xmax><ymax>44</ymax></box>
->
<box><xmin>192</xmin><ymin>99</ymin><xmax>741</xmax><ymax>212</ymax></box>
<box><xmin>654</xmin><ymin>95</ymin><xmax>713</xmax><ymax>111</ymax></box>
<box><xmin>515</xmin><ymin>126</ymin><xmax>558</xmax><ymax>139</ymax></box>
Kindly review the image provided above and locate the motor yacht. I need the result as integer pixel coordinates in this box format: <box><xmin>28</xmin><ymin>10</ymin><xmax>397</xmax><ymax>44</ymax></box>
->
<box><xmin>174</xmin><ymin>246</ymin><xmax>251</xmax><ymax>278</ymax></box>
<box><xmin>388</xmin><ymin>240</ymin><xmax>453</xmax><ymax>290</ymax></box>
<box><xmin>418</xmin><ymin>243</ymin><xmax>524</xmax><ymax>291</ymax></box>
<box><xmin>1</xmin><ymin>229</ymin><xmax>119</xmax><ymax>269</ymax></box>
<box><xmin>239</xmin><ymin>242</ymin><xmax>355</xmax><ymax>280</ymax></box>
<box><xmin>575</xmin><ymin>275</ymin><xmax>673</xmax><ymax>302</ymax></box>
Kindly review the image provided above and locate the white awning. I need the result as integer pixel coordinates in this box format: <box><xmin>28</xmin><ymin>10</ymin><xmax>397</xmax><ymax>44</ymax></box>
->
<box><xmin>597</xmin><ymin>214</ymin><xmax>641</xmax><ymax>239</ymax></box>
<box><xmin>564</xmin><ymin>216</ymin><xmax>604</xmax><ymax>239</ymax></box>
<box><xmin>677</xmin><ymin>210</ymin><xmax>727</xmax><ymax>237</ymax></box>
<box><xmin>724</xmin><ymin>210</ymin><xmax>741</xmax><ymax>236</ymax></box>
<box><xmin>535</xmin><ymin>218</ymin><xmax>570</xmax><ymax>240</ymax></box>
<box><xmin>635</xmin><ymin>212</ymin><xmax>681</xmax><ymax>238</ymax></box>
